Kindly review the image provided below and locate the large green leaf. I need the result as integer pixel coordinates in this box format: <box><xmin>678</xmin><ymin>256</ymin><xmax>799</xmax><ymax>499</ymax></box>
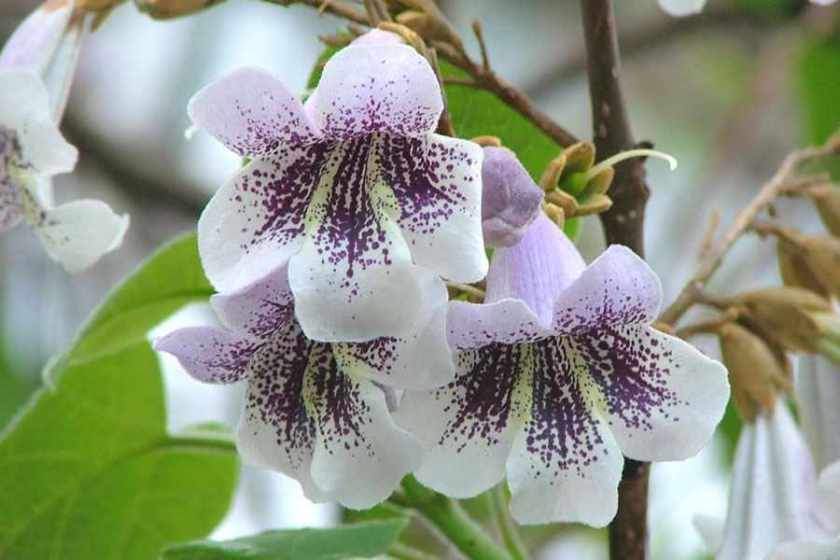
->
<box><xmin>0</xmin><ymin>234</ymin><xmax>238</xmax><ymax>560</ymax></box>
<box><xmin>162</xmin><ymin>519</ymin><xmax>408</xmax><ymax>560</ymax></box>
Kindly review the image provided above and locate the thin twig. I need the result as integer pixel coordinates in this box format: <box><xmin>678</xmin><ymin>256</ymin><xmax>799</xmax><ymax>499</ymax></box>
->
<box><xmin>699</xmin><ymin>209</ymin><xmax>721</xmax><ymax>260</ymax></box>
<box><xmin>658</xmin><ymin>134</ymin><xmax>840</xmax><ymax>326</ymax></box>
<box><xmin>472</xmin><ymin>20</ymin><xmax>491</xmax><ymax>72</ymax></box>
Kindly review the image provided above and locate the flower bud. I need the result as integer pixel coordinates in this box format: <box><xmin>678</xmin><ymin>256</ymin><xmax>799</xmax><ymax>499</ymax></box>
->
<box><xmin>810</xmin><ymin>185</ymin><xmax>840</xmax><ymax>238</ymax></box>
<box><xmin>395</xmin><ymin>10</ymin><xmax>449</xmax><ymax>41</ymax></box>
<box><xmin>777</xmin><ymin>238</ymin><xmax>831</xmax><ymax>299</ymax></box>
<box><xmin>736</xmin><ymin>286</ymin><xmax>833</xmax><ymax>352</ymax></box>
<box><xmin>775</xmin><ymin>228</ymin><xmax>840</xmax><ymax>300</ymax></box>
<box><xmin>718</xmin><ymin>322</ymin><xmax>791</xmax><ymax>422</ymax></box>
<box><xmin>481</xmin><ymin>147</ymin><xmax>544</xmax><ymax>248</ymax></box>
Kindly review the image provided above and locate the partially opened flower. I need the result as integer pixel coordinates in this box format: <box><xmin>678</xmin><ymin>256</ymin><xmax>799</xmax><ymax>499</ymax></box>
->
<box><xmin>155</xmin><ymin>265</ymin><xmax>452</xmax><ymax>509</ymax></box>
<box><xmin>695</xmin><ymin>404</ymin><xmax>840</xmax><ymax>560</ymax></box>
<box><xmin>797</xmin><ymin>354</ymin><xmax>840</xmax><ymax>475</ymax></box>
<box><xmin>0</xmin><ymin>0</ymin><xmax>128</xmax><ymax>273</ymax></box>
<box><xmin>481</xmin><ymin>146</ymin><xmax>544</xmax><ymax>248</ymax></box>
<box><xmin>190</xmin><ymin>30</ymin><xmax>487</xmax><ymax>342</ymax></box>
<box><xmin>397</xmin><ymin>213</ymin><xmax>730</xmax><ymax>526</ymax></box>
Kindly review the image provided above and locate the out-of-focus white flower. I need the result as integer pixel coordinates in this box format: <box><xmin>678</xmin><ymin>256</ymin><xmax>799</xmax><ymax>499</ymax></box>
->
<box><xmin>0</xmin><ymin>0</ymin><xmax>128</xmax><ymax>273</ymax></box>
<box><xmin>696</xmin><ymin>404</ymin><xmax>840</xmax><ymax>560</ymax></box>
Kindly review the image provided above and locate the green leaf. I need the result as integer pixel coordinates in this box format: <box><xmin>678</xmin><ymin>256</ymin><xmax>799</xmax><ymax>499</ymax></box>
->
<box><xmin>162</xmin><ymin>520</ymin><xmax>409</xmax><ymax>560</ymax></box>
<box><xmin>0</xmin><ymin>234</ymin><xmax>238</xmax><ymax>560</ymax></box>
<box><xmin>798</xmin><ymin>38</ymin><xmax>840</xmax><ymax>145</ymax></box>
<box><xmin>61</xmin><ymin>234</ymin><xmax>214</xmax><ymax>368</ymax></box>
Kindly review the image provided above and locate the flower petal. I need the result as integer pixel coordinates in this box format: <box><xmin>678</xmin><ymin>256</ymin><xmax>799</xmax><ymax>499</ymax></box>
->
<box><xmin>487</xmin><ymin>213</ymin><xmax>584</xmax><ymax>326</ymax></box>
<box><xmin>154</xmin><ymin>326</ymin><xmax>257</xmax><ymax>384</ymax></box>
<box><xmin>188</xmin><ymin>67</ymin><xmax>320</xmax><ymax>157</ymax></box>
<box><xmin>311</xmin><ymin>43</ymin><xmax>442</xmax><ymax>139</ymax></box>
<box><xmin>332</xmin><ymin>271</ymin><xmax>454</xmax><ymax>390</ymax></box>
<box><xmin>17</xmin><ymin>115</ymin><xmax>77</xmax><ymax>175</ymax></box>
<box><xmin>0</xmin><ymin>70</ymin><xmax>52</xmax><ymax>131</ymax></box>
<box><xmin>447</xmin><ymin>299</ymin><xmax>554</xmax><ymax>350</ymax></box>
<box><xmin>551</xmin><ymin>244</ymin><xmax>662</xmax><ymax>334</ymax></box>
<box><xmin>210</xmin><ymin>265</ymin><xmax>294</xmax><ymax>339</ymax></box>
<box><xmin>816</xmin><ymin>460</ymin><xmax>840</xmax><ymax>530</ymax></box>
<box><xmin>0</xmin><ymin>0</ymin><xmax>72</xmax><ymax>73</ymax></box>
<box><xmin>198</xmin><ymin>149</ymin><xmax>323</xmax><ymax>293</ymax></box>
<box><xmin>770</xmin><ymin>538</ymin><xmax>840</xmax><ymax>560</ymax></box>
<box><xmin>378</xmin><ymin>134</ymin><xmax>488</xmax><ymax>283</ymax></box>
<box><xmin>34</xmin><ymin>198</ymin><xmax>129</xmax><ymax>273</ymax></box>
<box><xmin>506</xmin><ymin>336</ymin><xmax>624</xmax><ymax>527</ymax></box>
<box><xmin>716</xmin><ymin>406</ymin><xmax>824</xmax><ymax>560</ymax></box>
<box><xmin>0</xmin><ymin>147</ymin><xmax>22</xmax><ymax>233</ymax></box>
<box><xmin>658</xmin><ymin>0</ymin><xmax>707</xmax><ymax>16</ymax></box>
<box><xmin>287</xmin><ymin>138</ymin><xmax>429</xmax><ymax>341</ymax></box>
<box><xmin>236</xmin><ymin>321</ymin><xmax>328</xmax><ymax>503</ymax></box>
<box><xmin>578</xmin><ymin>325</ymin><xmax>729</xmax><ymax>461</ymax></box>
<box><xmin>796</xmin><ymin>354</ymin><xmax>840</xmax><ymax>474</ymax></box>
<box><xmin>396</xmin><ymin>346</ymin><xmax>527</xmax><ymax>498</ymax></box>
<box><xmin>481</xmin><ymin>146</ymin><xmax>544</xmax><ymax>248</ymax></box>
<box><xmin>308</xmin><ymin>348</ymin><xmax>422</xmax><ymax>509</ymax></box>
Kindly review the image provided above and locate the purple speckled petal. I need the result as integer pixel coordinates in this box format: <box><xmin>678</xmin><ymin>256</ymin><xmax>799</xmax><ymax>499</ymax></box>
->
<box><xmin>332</xmin><ymin>271</ymin><xmax>453</xmax><ymax>390</ymax></box>
<box><xmin>154</xmin><ymin>325</ymin><xmax>258</xmax><ymax>384</ymax></box>
<box><xmin>188</xmin><ymin>67</ymin><xmax>321</xmax><ymax>158</ymax></box>
<box><xmin>487</xmin><ymin>213</ymin><xmax>585</xmax><ymax>327</ymax></box>
<box><xmin>236</xmin><ymin>321</ymin><xmax>327</xmax><ymax>502</ymax></box>
<box><xmin>287</xmin><ymin>138</ymin><xmax>436</xmax><ymax>341</ymax></box>
<box><xmin>310</xmin><ymin>42</ymin><xmax>442</xmax><ymax>139</ymax></box>
<box><xmin>481</xmin><ymin>147</ymin><xmax>544</xmax><ymax>248</ymax></box>
<box><xmin>551</xmin><ymin>244</ymin><xmax>662</xmax><ymax>334</ymax></box>
<box><xmin>396</xmin><ymin>346</ymin><xmax>525</xmax><ymax>498</ymax></box>
<box><xmin>309</xmin><ymin>364</ymin><xmax>422</xmax><ymax>509</ymax></box>
<box><xmin>210</xmin><ymin>265</ymin><xmax>294</xmax><ymax>339</ymax></box>
<box><xmin>506</xmin><ymin>335</ymin><xmax>623</xmax><ymax>526</ymax></box>
<box><xmin>0</xmin><ymin>128</ymin><xmax>23</xmax><ymax>232</ymax></box>
<box><xmin>198</xmin><ymin>148</ymin><xmax>324</xmax><ymax>293</ymax></box>
<box><xmin>446</xmin><ymin>299</ymin><xmax>554</xmax><ymax>350</ymax></box>
<box><xmin>34</xmin><ymin>198</ymin><xmax>128</xmax><ymax>274</ymax></box>
<box><xmin>379</xmin><ymin>133</ymin><xmax>488</xmax><ymax>283</ymax></box>
<box><xmin>575</xmin><ymin>324</ymin><xmax>729</xmax><ymax>461</ymax></box>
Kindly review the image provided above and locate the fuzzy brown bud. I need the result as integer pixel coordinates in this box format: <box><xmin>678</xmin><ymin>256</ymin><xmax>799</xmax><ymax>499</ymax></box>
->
<box><xmin>736</xmin><ymin>286</ymin><xmax>833</xmax><ymax>352</ymax></box>
<box><xmin>134</xmin><ymin>0</ymin><xmax>221</xmax><ymax>18</ymax></box>
<box><xmin>810</xmin><ymin>185</ymin><xmax>840</xmax><ymax>238</ymax></box>
<box><xmin>718</xmin><ymin>323</ymin><xmax>792</xmax><ymax>422</ymax></box>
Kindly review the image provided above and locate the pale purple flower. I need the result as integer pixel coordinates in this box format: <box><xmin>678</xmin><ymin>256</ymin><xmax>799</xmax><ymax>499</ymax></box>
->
<box><xmin>155</xmin><ymin>265</ymin><xmax>453</xmax><ymax>509</ymax></box>
<box><xmin>797</xmin><ymin>354</ymin><xmax>840</xmax><ymax>475</ymax></box>
<box><xmin>396</xmin><ymin>213</ymin><xmax>730</xmax><ymax>526</ymax></box>
<box><xmin>0</xmin><ymin>0</ymin><xmax>128</xmax><ymax>273</ymax></box>
<box><xmin>695</xmin><ymin>404</ymin><xmax>840</xmax><ymax>560</ymax></box>
<box><xmin>190</xmin><ymin>30</ymin><xmax>487</xmax><ymax>342</ymax></box>
<box><xmin>481</xmin><ymin>146</ymin><xmax>544</xmax><ymax>248</ymax></box>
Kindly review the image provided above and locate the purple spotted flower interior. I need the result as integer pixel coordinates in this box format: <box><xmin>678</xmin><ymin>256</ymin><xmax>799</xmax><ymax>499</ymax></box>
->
<box><xmin>397</xmin><ymin>213</ymin><xmax>729</xmax><ymax>526</ymax></box>
<box><xmin>155</xmin><ymin>263</ymin><xmax>453</xmax><ymax>509</ymax></box>
<box><xmin>190</xmin><ymin>30</ymin><xmax>488</xmax><ymax>343</ymax></box>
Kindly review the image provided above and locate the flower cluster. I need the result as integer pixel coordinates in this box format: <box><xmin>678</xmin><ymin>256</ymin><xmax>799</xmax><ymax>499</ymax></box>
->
<box><xmin>0</xmin><ymin>0</ymin><xmax>128</xmax><ymax>273</ymax></box>
<box><xmin>157</xmin><ymin>29</ymin><xmax>730</xmax><ymax>523</ymax></box>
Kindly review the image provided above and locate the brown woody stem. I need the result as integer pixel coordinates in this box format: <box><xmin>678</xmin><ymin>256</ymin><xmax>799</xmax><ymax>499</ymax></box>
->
<box><xmin>580</xmin><ymin>1</ymin><xmax>652</xmax><ymax>558</ymax></box>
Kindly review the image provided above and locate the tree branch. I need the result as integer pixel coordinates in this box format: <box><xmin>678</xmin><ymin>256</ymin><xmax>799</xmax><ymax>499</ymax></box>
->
<box><xmin>658</xmin><ymin>134</ymin><xmax>840</xmax><ymax>326</ymax></box>
<box><xmin>580</xmin><ymin>1</ymin><xmax>651</xmax><ymax>558</ymax></box>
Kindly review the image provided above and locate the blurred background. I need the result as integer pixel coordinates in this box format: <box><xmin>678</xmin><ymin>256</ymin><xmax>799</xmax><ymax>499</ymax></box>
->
<box><xmin>1</xmin><ymin>0</ymin><xmax>837</xmax><ymax>558</ymax></box>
